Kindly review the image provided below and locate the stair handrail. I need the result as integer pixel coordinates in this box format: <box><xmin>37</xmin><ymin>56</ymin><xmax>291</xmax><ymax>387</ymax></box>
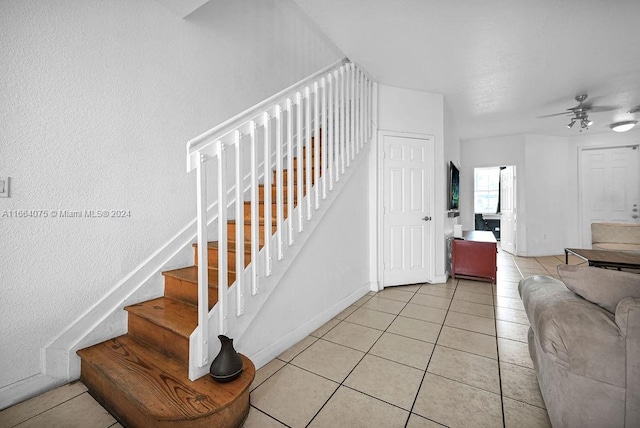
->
<box><xmin>186</xmin><ymin>58</ymin><xmax>350</xmax><ymax>173</ymax></box>
<box><xmin>186</xmin><ymin>58</ymin><xmax>374</xmax><ymax>374</ymax></box>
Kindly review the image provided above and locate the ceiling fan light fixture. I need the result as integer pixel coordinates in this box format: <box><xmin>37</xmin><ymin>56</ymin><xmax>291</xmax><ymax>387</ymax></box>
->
<box><xmin>567</xmin><ymin>120</ymin><xmax>575</xmax><ymax>129</ymax></box>
<box><xmin>610</xmin><ymin>120</ymin><xmax>638</xmax><ymax>133</ymax></box>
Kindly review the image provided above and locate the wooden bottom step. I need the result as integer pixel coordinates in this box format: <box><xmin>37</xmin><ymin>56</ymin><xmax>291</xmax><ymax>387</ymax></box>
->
<box><xmin>78</xmin><ymin>335</ymin><xmax>254</xmax><ymax>428</ymax></box>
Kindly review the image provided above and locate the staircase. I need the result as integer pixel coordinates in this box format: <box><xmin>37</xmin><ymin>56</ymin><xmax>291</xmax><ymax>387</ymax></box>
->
<box><xmin>77</xmin><ymin>143</ymin><xmax>321</xmax><ymax>427</ymax></box>
<box><xmin>76</xmin><ymin>60</ymin><xmax>373</xmax><ymax>427</ymax></box>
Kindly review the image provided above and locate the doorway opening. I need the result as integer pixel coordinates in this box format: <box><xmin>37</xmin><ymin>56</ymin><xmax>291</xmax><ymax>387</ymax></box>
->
<box><xmin>473</xmin><ymin>166</ymin><xmax>517</xmax><ymax>254</ymax></box>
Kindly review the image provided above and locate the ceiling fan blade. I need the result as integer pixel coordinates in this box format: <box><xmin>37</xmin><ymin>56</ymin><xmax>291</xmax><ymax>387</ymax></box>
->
<box><xmin>587</xmin><ymin>105</ymin><xmax>617</xmax><ymax>113</ymax></box>
<box><xmin>537</xmin><ymin>111</ymin><xmax>571</xmax><ymax>118</ymax></box>
<box><xmin>628</xmin><ymin>106</ymin><xmax>640</xmax><ymax>114</ymax></box>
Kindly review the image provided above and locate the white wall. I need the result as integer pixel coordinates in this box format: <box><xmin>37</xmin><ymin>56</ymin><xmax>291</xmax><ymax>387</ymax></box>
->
<box><xmin>238</xmin><ymin>154</ymin><xmax>371</xmax><ymax>361</ymax></box>
<box><xmin>377</xmin><ymin>85</ymin><xmax>447</xmax><ymax>282</ymax></box>
<box><xmin>444</xmin><ymin>99</ymin><xmax>461</xmax><ymax>172</ymax></box>
<box><xmin>523</xmin><ymin>134</ymin><xmax>571</xmax><ymax>255</ymax></box>
<box><xmin>0</xmin><ymin>0</ymin><xmax>343</xmax><ymax>391</ymax></box>
<box><xmin>461</xmin><ymin>128</ymin><xmax>640</xmax><ymax>256</ymax></box>
<box><xmin>443</xmin><ymin>99</ymin><xmax>461</xmax><ymax>273</ymax></box>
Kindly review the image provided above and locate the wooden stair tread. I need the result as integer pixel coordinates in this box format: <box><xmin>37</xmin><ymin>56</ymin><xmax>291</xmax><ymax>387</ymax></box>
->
<box><xmin>77</xmin><ymin>335</ymin><xmax>254</xmax><ymax>424</ymax></box>
<box><xmin>163</xmin><ymin>266</ymin><xmax>222</xmax><ymax>285</ymax></box>
<box><xmin>163</xmin><ymin>266</ymin><xmax>235</xmax><ymax>283</ymax></box>
<box><xmin>244</xmin><ymin>200</ymin><xmax>290</xmax><ymax>206</ymax></box>
<box><xmin>125</xmin><ymin>297</ymin><xmax>198</xmax><ymax>338</ymax></box>
<box><xmin>228</xmin><ymin>219</ymin><xmax>277</xmax><ymax>226</ymax></box>
<box><xmin>192</xmin><ymin>241</ymin><xmax>252</xmax><ymax>252</ymax></box>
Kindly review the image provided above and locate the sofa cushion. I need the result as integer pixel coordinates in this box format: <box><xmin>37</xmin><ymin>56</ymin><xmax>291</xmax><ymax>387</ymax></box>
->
<box><xmin>557</xmin><ymin>264</ymin><xmax>640</xmax><ymax>314</ymax></box>
<box><xmin>593</xmin><ymin>242</ymin><xmax>640</xmax><ymax>252</ymax></box>
<box><xmin>591</xmin><ymin>222</ymin><xmax>640</xmax><ymax>246</ymax></box>
<box><xmin>519</xmin><ymin>275</ymin><xmax>626</xmax><ymax>387</ymax></box>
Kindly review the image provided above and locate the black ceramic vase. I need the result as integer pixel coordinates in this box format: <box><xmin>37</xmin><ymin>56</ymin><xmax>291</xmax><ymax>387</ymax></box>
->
<box><xmin>209</xmin><ymin>335</ymin><xmax>243</xmax><ymax>383</ymax></box>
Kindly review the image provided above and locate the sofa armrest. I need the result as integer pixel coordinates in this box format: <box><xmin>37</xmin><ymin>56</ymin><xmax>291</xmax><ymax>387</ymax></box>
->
<box><xmin>615</xmin><ymin>297</ymin><xmax>640</xmax><ymax>427</ymax></box>
<box><xmin>615</xmin><ymin>297</ymin><xmax>640</xmax><ymax>336</ymax></box>
<box><xmin>520</xmin><ymin>275</ymin><xmax>626</xmax><ymax>386</ymax></box>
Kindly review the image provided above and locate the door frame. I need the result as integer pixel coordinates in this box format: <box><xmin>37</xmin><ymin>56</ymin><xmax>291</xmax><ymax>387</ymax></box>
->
<box><xmin>577</xmin><ymin>143</ymin><xmax>640</xmax><ymax>247</ymax></box>
<box><xmin>376</xmin><ymin>130</ymin><xmax>436</xmax><ymax>288</ymax></box>
<box><xmin>499</xmin><ymin>165</ymin><xmax>517</xmax><ymax>254</ymax></box>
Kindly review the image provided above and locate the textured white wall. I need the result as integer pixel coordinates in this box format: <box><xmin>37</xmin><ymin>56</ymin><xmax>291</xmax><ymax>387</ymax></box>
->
<box><xmin>523</xmin><ymin>134</ymin><xmax>571</xmax><ymax>256</ymax></box>
<box><xmin>238</xmin><ymin>155</ymin><xmax>371</xmax><ymax>360</ymax></box>
<box><xmin>0</xmin><ymin>0</ymin><xmax>342</xmax><ymax>389</ymax></box>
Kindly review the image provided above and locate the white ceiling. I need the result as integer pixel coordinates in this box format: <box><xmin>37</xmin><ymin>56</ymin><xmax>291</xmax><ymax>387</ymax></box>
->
<box><xmin>293</xmin><ymin>0</ymin><xmax>640</xmax><ymax>140</ymax></box>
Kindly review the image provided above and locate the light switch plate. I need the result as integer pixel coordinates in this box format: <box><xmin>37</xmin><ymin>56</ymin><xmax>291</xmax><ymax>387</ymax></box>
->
<box><xmin>0</xmin><ymin>177</ymin><xmax>9</xmax><ymax>197</ymax></box>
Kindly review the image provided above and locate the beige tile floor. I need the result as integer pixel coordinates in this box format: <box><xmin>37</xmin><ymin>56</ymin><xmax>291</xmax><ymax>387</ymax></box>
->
<box><xmin>1</xmin><ymin>251</ymin><xmax>581</xmax><ymax>428</ymax></box>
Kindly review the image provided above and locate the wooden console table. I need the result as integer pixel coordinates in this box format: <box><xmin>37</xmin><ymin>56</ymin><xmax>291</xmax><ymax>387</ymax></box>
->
<box><xmin>452</xmin><ymin>231</ymin><xmax>497</xmax><ymax>283</ymax></box>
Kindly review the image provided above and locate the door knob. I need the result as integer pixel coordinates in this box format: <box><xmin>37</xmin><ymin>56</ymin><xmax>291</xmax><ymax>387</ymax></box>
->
<box><xmin>422</xmin><ymin>216</ymin><xmax>432</xmax><ymax>221</ymax></box>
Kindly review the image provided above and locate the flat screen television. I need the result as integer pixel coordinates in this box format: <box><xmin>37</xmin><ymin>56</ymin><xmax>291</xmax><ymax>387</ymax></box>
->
<box><xmin>449</xmin><ymin>161</ymin><xmax>460</xmax><ymax>210</ymax></box>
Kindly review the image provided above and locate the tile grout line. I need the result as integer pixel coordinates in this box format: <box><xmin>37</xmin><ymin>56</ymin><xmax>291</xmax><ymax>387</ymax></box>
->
<box><xmin>496</xmin><ymin>249</ymin><xmax>519</xmax><ymax>428</ymax></box>
<box><xmin>249</xmin><ymin>405</ymin><xmax>292</xmax><ymax>427</ymax></box>
<box><xmin>6</xmin><ymin>387</ymin><xmax>91</xmax><ymax>428</ymax></box>
<box><xmin>494</xmin><ymin>275</ymin><xmax>508</xmax><ymax>428</ymax></box>
<box><xmin>496</xmin><ymin>251</ymin><xmax>533</xmax><ymax>428</ymax></box>
<box><xmin>405</xmin><ymin>280</ymin><xmax>459</xmax><ymax>428</ymax></box>
<box><xmin>305</xmin><ymin>284</ymin><xmax>425</xmax><ymax>427</ymax></box>
<box><xmin>253</xmin><ymin>274</ymin><xmax>541</xmax><ymax>427</ymax></box>
<box><xmin>304</xmin><ymin>283</ymin><xmax>453</xmax><ymax>427</ymax></box>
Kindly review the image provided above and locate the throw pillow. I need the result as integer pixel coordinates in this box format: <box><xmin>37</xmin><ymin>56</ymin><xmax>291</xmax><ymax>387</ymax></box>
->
<box><xmin>557</xmin><ymin>264</ymin><xmax>640</xmax><ymax>314</ymax></box>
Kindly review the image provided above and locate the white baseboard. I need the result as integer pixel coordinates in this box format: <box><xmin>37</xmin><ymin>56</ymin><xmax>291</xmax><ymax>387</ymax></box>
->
<box><xmin>368</xmin><ymin>281</ymin><xmax>382</xmax><ymax>292</ymax></box>
<box><xmin>248</xmin><ymin>283</ymin><xmax>370</xmax><ymax>370</ymax></box>
<box><xmin>0</xmin><ymin>373</ymin><xmax>67</xmax><ymax>410</ymax></box>
<box><xmin>431</xmin><ymin>274</ymin><xmax>449</xmax><ymax>284</ymax></box>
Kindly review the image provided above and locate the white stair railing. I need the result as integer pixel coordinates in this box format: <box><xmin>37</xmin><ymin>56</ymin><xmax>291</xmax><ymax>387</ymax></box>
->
<box><xmin>185</xmin><ymin>59</ymin><xmax>374</xmax><ymax>378</ymax></box>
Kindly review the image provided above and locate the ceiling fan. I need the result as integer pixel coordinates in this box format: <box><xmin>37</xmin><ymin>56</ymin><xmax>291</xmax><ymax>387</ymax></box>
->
<box><xmin>538</xmin><ymin>94</ymin><xmax>616</xmax><ymax>131</ymax></box>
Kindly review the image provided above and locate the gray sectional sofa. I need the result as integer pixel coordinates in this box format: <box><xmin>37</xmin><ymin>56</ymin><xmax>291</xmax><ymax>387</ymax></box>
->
<box><xmin>519</xmin><ymin>265</ymin><xmax>640</xmax><ymax>427</ymax></box>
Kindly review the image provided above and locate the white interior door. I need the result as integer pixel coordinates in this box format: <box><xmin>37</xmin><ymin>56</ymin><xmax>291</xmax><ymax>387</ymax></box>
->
<box><xmin>500</xmin><ymin>166</ymin><xmax>516</xmax><ymax>254</ymax></box>
<box><xmin>580</xmin><ymin>145</ymin><xmax>640</xmax><ymax>246</ymax></box>
<box><xmin>382</xmin><ymin>134</ymin><xmax>433</xmax><ymax>286</ymax></box>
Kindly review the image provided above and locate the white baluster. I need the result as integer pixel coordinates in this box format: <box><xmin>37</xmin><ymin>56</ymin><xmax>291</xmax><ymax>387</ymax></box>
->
<box><xmin>327</xmin><ymin>74</ymin><xmax>334</xmax><ymax>190</ymax></box>
<box><xmin>234</xmin><ymin>131</ymin><xmax>244</xmax><ymax>316</ymax></box>
<box><xmin>368</xmin><ymin>79</ymin><xmax>373</xmax><ymax>140</ymax></box>
<box><xmin>296</xmin><ymin>92</ymin><xmax>304</xmax><ymax>233</ymax></box>
<box><xmin>263</xmin><ymin>112</ymin><xmax>272</xmax><ymax>276</ymax></box>
<box><xmin>360</xmin><ymin>69</ymin><xmax>364</xmax><ymax>148</ymax></box>
<box><xmin>249</xmin><ymin>121</ymin><xmax>259</xmax><ymax>295</ymax></box>
<box><xmin>356</xmin><ymin>69</ymin><xmax>361</xmax><ymax>154</ymax></box>
<box><xmin>313</xmin><ymin>82</ymin><xmax>320</xmax><ymax>209</ymax></box>
<box><xmin>286</xmin><ymin>99</ymin><xmax>294</xmax><ymax>246</ymax></box>
<box><xmin>340</xmin><ymin>66</ymin><xmax>346</xmax><ymax>175</ymax></box>
<box><xmin>305</xmin><ymin>87</ymin><xmax>312</xmax><ymax>220</ymax></box>
<box><xmin>345</xmin><ymin>64</ymin><xmax>351</xmax><ymax>168</ymax></box>
<box><xmin>321</xmin><ymin>77</ymin><xmax>328</xmax><ymax>200</ymax></box>
<box><xmin>216</xmin><ymin>140</ymin><xmax>228</xmax><ymax>335</ymax></box>
<box><xmin>275</xmin><ymin>106</ymin><xmax>284</xmax><ymax>260</ymax></box>
<box><xmin>349</xmin><ymin>63</ymin><xmax>355</xmax><ymax>163</ymax></box>
<box><xmin>364</xmin><ymin>77</ymin><xmax>368</xmax><ymax>142</ymax></box>
<box><xmin>196</xmin><ymin>152</ymin><xmax>209</xmax><ymax>366</ymax></box>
